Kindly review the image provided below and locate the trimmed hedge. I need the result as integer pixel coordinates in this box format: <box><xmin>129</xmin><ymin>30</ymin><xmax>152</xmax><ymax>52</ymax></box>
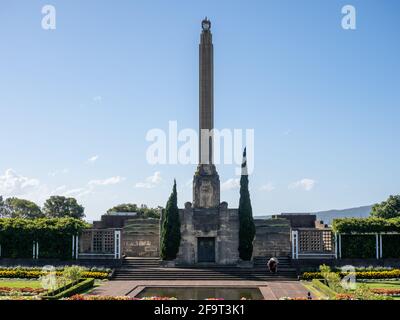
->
<box><xmin>311</xmin><ymin>279</ymin><xmax>337</xmax><ymax>299</ymax></box>
<box><xmin>0</xmin><ymin>269</ymin><xmax>109</xmax><ymax>279</ymax></box>
<box><xmin>302</xmin><ymin>269</ymin><xmax>400</xmax><ymax>280</ymax></box>
<box><xmin>332</xmin><ymin>218</ymin><xmax>400</xmax><ymax>258</ymax></box>
<box><xmin>0</xmin><ymin>218</ymin><xmax>89</xmax><ymax>259</ymax></box>
<box><xmin>42</xmin><ymin>278</ymin><xmax>95</xmax><ymax>300</ymax></box>
<box><xmin>341</xmin><ymin>234</ymin><xmax>376</xmax><ymax>259</ymax></box>
<box><xmin>332</xmin><ymin>217</ymin><xmax>400</xmax><ymax>233</ymax></box>
<box><xmin>382</xmin><ymin>234</ymin><xmax>400</xmax><ymax>258</ymax></box>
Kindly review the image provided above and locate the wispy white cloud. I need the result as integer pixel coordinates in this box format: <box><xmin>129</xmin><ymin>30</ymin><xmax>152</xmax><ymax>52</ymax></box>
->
<box><xmin>0</xmin><ymin>168</ymin><xmax>127</xmax><ymax>206</ymax></box>
<box><xmin>89</xmin><ymin>176</ymin><xmax>125</xmax><ymax>186</ymax></box>
<box><xmin>0</xmin><ymin>169</ymin><xmax>60</xmax><ymax>204</ymax></box>
<box><xmin>289</xmin><ymin>178</ymin><xmax>316</xmax><ymax>191</ymax></box>
<box><xmin>135</xmin><ymin>172</ymin><xmax>162</xmax><ymax>189</ymax></box>
<box><xmin>283</xmin><ymin>129</ymin><xmax>292</xmax><ymax>136</ymax></box>
<box><xmin>0</xmin><ymin>169</ymin><xmax>40</xmax><ymax>196</ymax></box>
<box><xmin>62</xmin><ymin>188</ymin><xmax>86</xmax><ymax>197</ymax></box>
<box><xmin>260</xmin><ymin>183</ymin><xmax>275</xmax><ymax>192</ymax></box>
<box><xmin>48</xmin><ymin>168</ymin><xmax>69</xmax><ymax>177</ymax></box>
<box><xmin>93</xmin><ymin>96</ymin><xmax>103</xmax><ymax>104</ymax></box>
<box><xmin>63</xmin><ymin>176</ymin><xmax>126</xmax><ymax>199</ymax></box>
<box><xmin>221</xmin><ymin>178</ymin><xmax>240</xmax><ymax>191</ymax></box>
<box><xmin>87</xmin><ymin>155</ymin><xmax>99</xmax><ymax>163</ymax></box>
<box><xmin>53</xmin><ymin>185</ymin><xmax>67</xmax><ymax>193</ymax></box>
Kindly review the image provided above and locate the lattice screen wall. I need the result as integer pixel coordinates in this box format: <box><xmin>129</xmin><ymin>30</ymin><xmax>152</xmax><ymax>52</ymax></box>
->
<box><xmin>298</xmin><ymin>230</ymin><xmax>333</xmax><ymax>253</ymax></box>
<box><xmin>80</xmin><ymin>230</ymin><xmax>115</xmax><ymax>253</ymax></box>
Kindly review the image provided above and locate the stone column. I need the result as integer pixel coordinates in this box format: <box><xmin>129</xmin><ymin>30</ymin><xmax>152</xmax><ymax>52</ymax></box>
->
<box><xmin>193</xmin><ymin>19</ymin><xmax>221</xmax><ymax>209</ymax></box>
<box><xmin>199</xmin><ymin>18</ymin><xmax>214</xmax><ymax>165</ymax></box>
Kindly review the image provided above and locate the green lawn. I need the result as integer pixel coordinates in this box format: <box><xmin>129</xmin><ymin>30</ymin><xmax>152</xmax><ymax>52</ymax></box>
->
<box><xmin>360</xmin><ymin>280</ymin><xmax>400</xmax><ymax>289</ymax></box>
<box><xmin>0</xmin><ymin>279</ymin><xmax>42</xmax><ymax>289</ymax></box>
<box><xmin>301</xmin><ymin>281</ymin><xmax>330</xmax><ymax>300</ymax></box>
<box><xmin>78</xmin><ymin>279</ymin><xmax>105</xmax><ymax>295</ymax></box>
<box><xmin>358</xmin><ymin>280</ymin><xmax>400</xmax><ymax>300</ymax></box>
<box><xmin>304</xmin><ymin>280</ymin><xmax>400</xmax><ymax>300</ymax></box>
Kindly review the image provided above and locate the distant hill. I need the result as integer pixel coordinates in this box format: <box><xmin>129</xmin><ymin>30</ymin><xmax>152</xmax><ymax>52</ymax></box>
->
<box><xmin>254</xmin><ymin>205</ymin><xmax>373</xmax><ymax>226</ymax></box>
<box><xmin>315</xmin><ymin>205</ymin><xmax>373</xmax><ymax>225</ymax></box>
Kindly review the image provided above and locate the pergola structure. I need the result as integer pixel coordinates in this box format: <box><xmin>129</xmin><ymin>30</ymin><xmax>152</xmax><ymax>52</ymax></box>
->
<box><xmin>291</xmin><ymin>229</ymin><xmax>400</xmax><ymax>260</ymax></box>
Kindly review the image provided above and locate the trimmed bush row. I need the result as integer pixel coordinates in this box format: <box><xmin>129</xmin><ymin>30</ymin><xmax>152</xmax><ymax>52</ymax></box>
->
<box><xmin>332</xmin><ymin>217</ymin><xmax>400</xmax><ymax>233</ymax></box>
<box><xmin>0</xmin><ymin>270</ymin><xmax>109</xmax><ymax>279</ymax></box>
<box><xmin>42</xmin><ymin>278</ymin><xmax>95</xmax><ymax>300</ymax></box>
<box><xmin>310</xmin><ymin>279</ymin><xmax>337</xmax><ymax>299</ymax></box>
<box><xmin>302</xmin><ymin>269</ymin><xmax>400</xmax><ymax>280</ymax></box>
<box><xmin>0</xmin><ymin>266</ymin><xmax>111</xmax><ymax>273</ymax></box>
<box><xmin>0</xmin><ymin>218</ymin><xmax>89</xmax><ymax>259</ymax></box>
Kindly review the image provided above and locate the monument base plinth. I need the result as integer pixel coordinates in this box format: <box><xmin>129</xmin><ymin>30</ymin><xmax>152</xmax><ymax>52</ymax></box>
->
<box><xmin>176</xmin><ymin>202</ymin><xmax>239</xmax><ymax>265</ymax></box>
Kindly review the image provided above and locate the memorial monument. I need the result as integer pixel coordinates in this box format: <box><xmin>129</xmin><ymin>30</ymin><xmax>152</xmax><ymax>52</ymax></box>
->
<box><xmin>176</xmin><ymin>18</ymin><xmax>240</xmax><ymax>265</ymax></box>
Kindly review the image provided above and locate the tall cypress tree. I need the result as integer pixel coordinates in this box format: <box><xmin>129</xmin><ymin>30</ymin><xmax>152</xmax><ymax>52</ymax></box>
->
<box><xmin>238</xmin><ymin>148</ymin><xmax>256</xmax><ymax>261</ymax></box>
<box><xmin>160</xmin><ymin>180</ymin><xmax>181</xmax><ymax>260</ymax></box>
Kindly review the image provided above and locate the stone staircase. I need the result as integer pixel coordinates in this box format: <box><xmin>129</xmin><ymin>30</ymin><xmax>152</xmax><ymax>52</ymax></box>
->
<box><xmin>120</xmin><ymin>257</ymin><xmax>161</xmax><ymax>268</ymax></box>
<box><xmin>112</xmin><ymin>257</ymin><xmax>297</xmax><ymax>281</ymax></box>
<box><xmin>253</xmin><ymin>256</ymin><xmax>292</xmax><ymax>268</ymax></box>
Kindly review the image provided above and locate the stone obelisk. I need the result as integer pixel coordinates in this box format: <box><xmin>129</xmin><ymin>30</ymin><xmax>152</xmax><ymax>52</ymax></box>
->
<box><xmin>193</xmin><ymin>18</ymin><xmax>220</xmax><ymax>209</ymax></box>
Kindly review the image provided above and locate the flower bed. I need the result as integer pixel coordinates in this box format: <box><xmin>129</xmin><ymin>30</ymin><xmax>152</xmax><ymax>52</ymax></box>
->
<box><xmin>370</xmin><ymin>288</ymin><xmax>400</xmax><ymax>296</ymax></box>
<box><xmin>335</xmin><ymin>293</ymin><xmax>355</xmax><ymax>300</ymax></box>
<box><xmin>0</xmin><ymin>269</ymin><xmax>109</xmax><ymax>280</ymax></box>
<box><xmin>302</xmin><ymin>269</ymin><xmax>400</xmax><ymax>281</ymax></box>
<box><xmin>0</xmin><ymin>286</ymin><xmax>47</xmax><ymax>296</ymax></box>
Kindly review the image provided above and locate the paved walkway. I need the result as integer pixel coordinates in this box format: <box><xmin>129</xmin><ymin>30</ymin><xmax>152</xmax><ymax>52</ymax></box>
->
<box><xmin>90</xmin><ymin>280</ymin><xmax>312</xmax><ymax>300</ymax></box>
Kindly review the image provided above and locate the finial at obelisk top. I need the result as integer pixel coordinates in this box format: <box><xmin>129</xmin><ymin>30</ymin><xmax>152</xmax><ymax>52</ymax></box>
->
<box><xmin>201</xmin><ymin>17</ymin><xmax>211</xmax><ymax>31</ymax></box>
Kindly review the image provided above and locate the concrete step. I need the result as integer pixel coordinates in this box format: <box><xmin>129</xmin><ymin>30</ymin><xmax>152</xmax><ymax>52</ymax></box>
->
<box><xmin>122</xmin><ymin>258</ymin><xmax>161</xmax><ymax>268</ymax></box>
<box><xmin>112</xmin><ymin>266</ymin><xmax>298</xmax><ymax>281</ymax></box>
<box><xmin>113</xmin><ymin>276</ymin><xmax>297</xmax><ymax>280</ymax></box>
<box><xmin>113</xmin><ymin>274</ymin><xmax>296</xmax><ymax>278</ymax></box>
<box><xmin>115</xmin><ymin>256</ymin><xmax>297</xmax><ymax>281</ymax></box>
<box><xmin>113</xmin><ymin>276</ymin><xmax>296</xmax><ymax>281</ymax></box>
<box><xmin>115</xmin><ymin>272</ymin><xmax>297</xmax><ymax>277</ymax></box>
<box><xmin>253</xmin><ymin>257</ymin><xmax>292</xmax><ymax>268</ymax></box>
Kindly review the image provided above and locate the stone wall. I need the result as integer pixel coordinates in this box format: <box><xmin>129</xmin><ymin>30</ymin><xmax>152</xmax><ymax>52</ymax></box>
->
<box><xmin>176</xmin><ymin>202</ymin><xmax>239</xmax><ymax>265</ymax></box>
<box><xmin>121</xmin><ymin>218</ymin><xmax>160</xmax><ymax>257</ymax></box>
<box><xmin>0</xmin><ymin>258</ymin><xmax>121</xmax><ymax>268</ymax></box>
<box><xmin>253</xmin><ymin>218</ymin><xmax>291</xmax><ymax>258</ymax></box>
<box><xmin>272</xmin><ymin>214</ymin><xmax>316</xmax><ymax>228</ymax></box>
<box><xmin>93</xmin><ymin>214</ymin><xmax>138</xmax><ymax>229</ymax></box>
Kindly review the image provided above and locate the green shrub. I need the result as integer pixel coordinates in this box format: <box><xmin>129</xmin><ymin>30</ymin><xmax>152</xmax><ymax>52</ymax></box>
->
<box><xmin>160</xmin><ymin>180</ymin><xmax>181</xmax><ymax>260</ymax></box>
<box><xmin>302</xmin><ymin>269</ymin><xmax>400</xmax><ymax>280</ymax></box>
<box><xmin>319</xmin><ymin>265</ymin><xmax>344</xmax><ymax>293</ymax></box>
<box><xmin>42</xmin><ymin>278</ymin><xmax>95</xmax><ymax>300</ymax></box>
<box><xmin>341</xmin><ymin>235</ymin><xmax>376</xmax><ymax>259</ymax></box>
<box><xmin>382</xmin><ymin>235</ymin><xmax>400</xmax><ymax>258</ymax></box>
<box><xmin>311</xmin><ymin>279</ymin><xmax>337</xmax><ymax>299</ymax></box>
<box><xmin>63</xmin><ymin>266</ymin><xmax>85</xmax><ymax>282</ymax></box>
<box><xmin>238</xmin><ymin>149</ymin><xmax>256</xmax><ymax>261</ymax></box>
<box><xmin>0</xmin><ymin>218</ymin><xmax>89</xmax><ymax>259</ymax></box>
<box><xmin>332</xmin><ymin>217</ymin><xmax>400</xmax><ymax>233</ymax></box>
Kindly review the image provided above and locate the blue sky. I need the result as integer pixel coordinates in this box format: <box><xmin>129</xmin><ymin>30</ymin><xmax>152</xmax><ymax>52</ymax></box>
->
<box><xmin>0</xmin><ymin>0</ymin><xmax>399</xmax><ymax>221</ymax></box>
